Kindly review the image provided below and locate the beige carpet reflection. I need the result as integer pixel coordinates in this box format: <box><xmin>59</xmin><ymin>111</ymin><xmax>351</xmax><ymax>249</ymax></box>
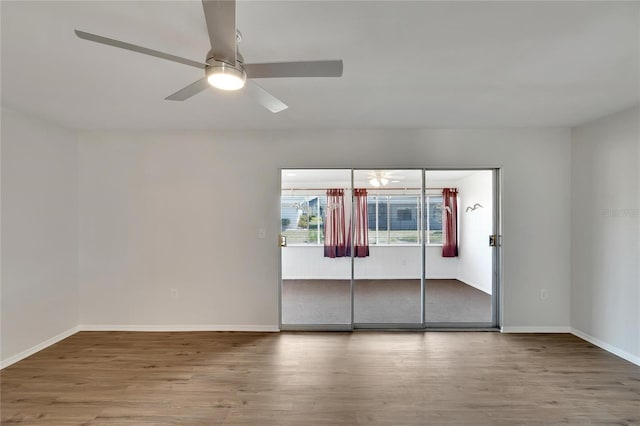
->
<box><xmin>282</xmin><ymin>279</ymin><xmax>491</xmax><ymax>325</ymax></box>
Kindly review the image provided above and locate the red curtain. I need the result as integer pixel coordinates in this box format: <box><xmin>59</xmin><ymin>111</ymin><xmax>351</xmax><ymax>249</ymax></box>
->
<box><xmin>324</xmin><ymin>189</ymin><xmax>347</xmax><ymax>258</ymax></box>
<box><xmin>347</xmin><ymin>188</ymin><xmax>370</xmax><ymax>257</ymax></box>
<box><xmin>442</xmin><ymin>188</ymin><xmax>458</xmax><ymax>257</ymax></box>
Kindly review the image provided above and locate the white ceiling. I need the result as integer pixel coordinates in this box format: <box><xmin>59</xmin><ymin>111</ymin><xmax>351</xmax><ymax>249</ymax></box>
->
<box><xmin>2</xmin><ymin>1</ymin><xmax>638</xmax><ymax>130</ymax></box>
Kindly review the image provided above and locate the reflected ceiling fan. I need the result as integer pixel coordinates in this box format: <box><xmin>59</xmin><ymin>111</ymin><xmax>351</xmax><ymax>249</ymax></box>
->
<box><xmin>74</xmin><ymin>0</ymin><xmax>343</xmax><ymax>113</ymax></box>
<box><xmin>368</xmin><ymin>171</ymin><xmax>404</xmax><ymax>187</ymax></box>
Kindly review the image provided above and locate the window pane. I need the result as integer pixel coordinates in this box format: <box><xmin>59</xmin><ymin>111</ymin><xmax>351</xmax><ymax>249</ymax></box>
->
<box><xmin>377</xmin><ymin>196</ymin><xmax>390</xmax><ymax>244</ymax></box>
<box><xmin>428</xmin><ymin>230</ymin><xmax>443</xmax><ymax>244</ymax></box>
<box><xmin>378</xmin><ymin>199</ymin><xmax>388</xmax><ymax>231</ymax></box>
<box><xmin>388</xmin><ymin>195</ymin><xmax>419</xmax><ymax>244</ymax></box>
<box><xmin>426</xmin><ymin>195</ymin><xmax>443</xmax><ymax>244</ymax></box>
<box><xmin>317</xmin><ymin>196</ymin><xmax>326</xmax><ymax>244</ymax></box>
<box><xmin>397</xmin><ymin>208</ymin><xmax>412</xmax><ymax>221</ymax></box>
<box><xmin>281</xmin><ymin>195</ymin><xmax>324</xmax><ymax>245</ymax></box>
<box><xmin>367</xmin><ymin>196</ymin><xmax>377</xmax><ymax>245</ymax></box>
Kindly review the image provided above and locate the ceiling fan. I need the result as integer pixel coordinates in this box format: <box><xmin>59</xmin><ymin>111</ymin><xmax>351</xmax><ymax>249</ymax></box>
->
<box><xmin>368</xmin><ymin>171</ymin><xmax>404</xmax><ymax>187</ymax></box>
<box><xmin>74</xmin><ymin>0</ymin><xmax>343</xmax><ymax>113</ymax></box>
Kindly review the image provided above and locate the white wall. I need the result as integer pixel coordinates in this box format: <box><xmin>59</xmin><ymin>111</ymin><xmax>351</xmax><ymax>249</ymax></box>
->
<box><xmin>282</xmin><ymin>245</ymin><xmax>455</xmax><ymax>280</ymax></box>
<box><xmin>4</xmin><ymin>107</ymin><xmax>637</xmax><ymax>361</ymax></box>
<box><xmin>1</xmin><ymin>108</ymin><xmax>78</xmax><ymax>365</ymax></box>
<box><xmin>426</xmin><ymin>246</ymin><xmax>459</xmax><ymax>279</ymax></box>
<box><xmin>282</xmin><ymin>246</ymin><xmax>351</xmax><ymax>279</ymax></box>
<box><xmin>78</xmin><ymin>128</ymin><xmax>571</xmax><ymax>329</ymax></box>
<box><xmin>571</xmin><ymin>106</ymin><xmax>640</xmax><ymax>363</ymax></box>
<box><xmin>457</xmin><ymin>171</ymin><xmax>494</xmax><ymax>294</ymax></box>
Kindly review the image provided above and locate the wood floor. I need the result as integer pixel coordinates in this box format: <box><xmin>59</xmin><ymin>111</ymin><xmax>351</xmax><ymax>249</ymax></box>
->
<box><xmin>1</xmin><ymin>332</ymin><xmax>639</xmax><ymax>425</ymax></box>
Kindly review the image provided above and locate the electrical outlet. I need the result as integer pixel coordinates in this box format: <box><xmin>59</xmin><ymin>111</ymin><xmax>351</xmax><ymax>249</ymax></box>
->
<box><xmin>540</xmin><ymin>289</ymin><xmax>548</xmax><ymax>300</ymax></box>
<box><xmin>170</xmin><ymin>288</ymin><xmax>179</xmax><ymax>299</ymax></box>
<box><xmin>258</xmin><ymin>228</ymin><xmax>266</xmax><ymax>239</ymax></box>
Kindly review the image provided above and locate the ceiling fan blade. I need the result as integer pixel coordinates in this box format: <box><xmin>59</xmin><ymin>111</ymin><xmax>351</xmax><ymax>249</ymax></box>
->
<box><xmin>245</xmin><ymin>81</ymin><xmax>288</xmax><ymax>113</ymax></box>
<box><xmin>75</xmin><ymin>30</ymin><xmax>207</xmax><ymax>70</ymax></box>
<box><xmin>244</xmin><ymin>60</ymin><xmax>343</xmax><ymax>79</ymax></box>
<box><xmin>165</xmin><ymin>78</ymin><xmax>210</xmax><ymax>101</ymax></box>
<box><xmin>202</xmin><ymin>0</ymin><xmax>237</xmax><ymax>65</ymax></box>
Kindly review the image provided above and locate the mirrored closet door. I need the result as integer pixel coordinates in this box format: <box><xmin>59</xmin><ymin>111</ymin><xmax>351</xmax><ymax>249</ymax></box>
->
<box><xmin>279</xmin><ymin>168</ymin><xmax>499</xmax><ymax>330</ymax></box>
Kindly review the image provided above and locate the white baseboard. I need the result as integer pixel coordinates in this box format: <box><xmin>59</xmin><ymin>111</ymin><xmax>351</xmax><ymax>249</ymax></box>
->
<box><xmin>501</xmin><ymin>326</ymin><xmax>571</xmax><ymax>333</ymax></box>
<box><xmin>571</xmin><ymin>328</ymin><xmax>640</xmax><ymax>366</ymax></box>
<box><xmin>78</xmin><ymin>324</ymin><xmax>280</xmax><ymax>332</ymax></box>
<box><xmin>1</xmin><ymin>326</ymin><xmax>80</xmax><ymax>370</ymax></box>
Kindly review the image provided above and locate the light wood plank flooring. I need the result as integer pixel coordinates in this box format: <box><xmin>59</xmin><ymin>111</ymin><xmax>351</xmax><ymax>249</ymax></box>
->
<box><xmin>1</xmin><ymin>332</ymin><xmax>639</xmax><ymax>425</ymax></box>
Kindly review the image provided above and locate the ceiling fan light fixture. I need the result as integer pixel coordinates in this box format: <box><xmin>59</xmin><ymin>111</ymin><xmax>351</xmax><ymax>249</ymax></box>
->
<box><xmin>370</xmin><ymin>172</ymin><xmax>390</xmax><ymax>188</ymax></box>
<box><xmin>206</xmin><ymin>62</ymin><xmax>246</xmax><ymax>91</ymax></box>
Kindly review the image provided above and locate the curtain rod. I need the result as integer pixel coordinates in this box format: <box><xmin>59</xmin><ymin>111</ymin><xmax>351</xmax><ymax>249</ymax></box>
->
<box><xmin>281</xmin><ymin>187</ymin><xmax>445</xmax><ymax>191</ymax></box>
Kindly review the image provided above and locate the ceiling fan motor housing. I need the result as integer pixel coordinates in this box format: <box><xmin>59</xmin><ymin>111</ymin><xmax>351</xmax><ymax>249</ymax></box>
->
<box><xmin>205</xmin><ymin>58</ymin><xmax>247</xmax><ymax>91</ymax></box>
